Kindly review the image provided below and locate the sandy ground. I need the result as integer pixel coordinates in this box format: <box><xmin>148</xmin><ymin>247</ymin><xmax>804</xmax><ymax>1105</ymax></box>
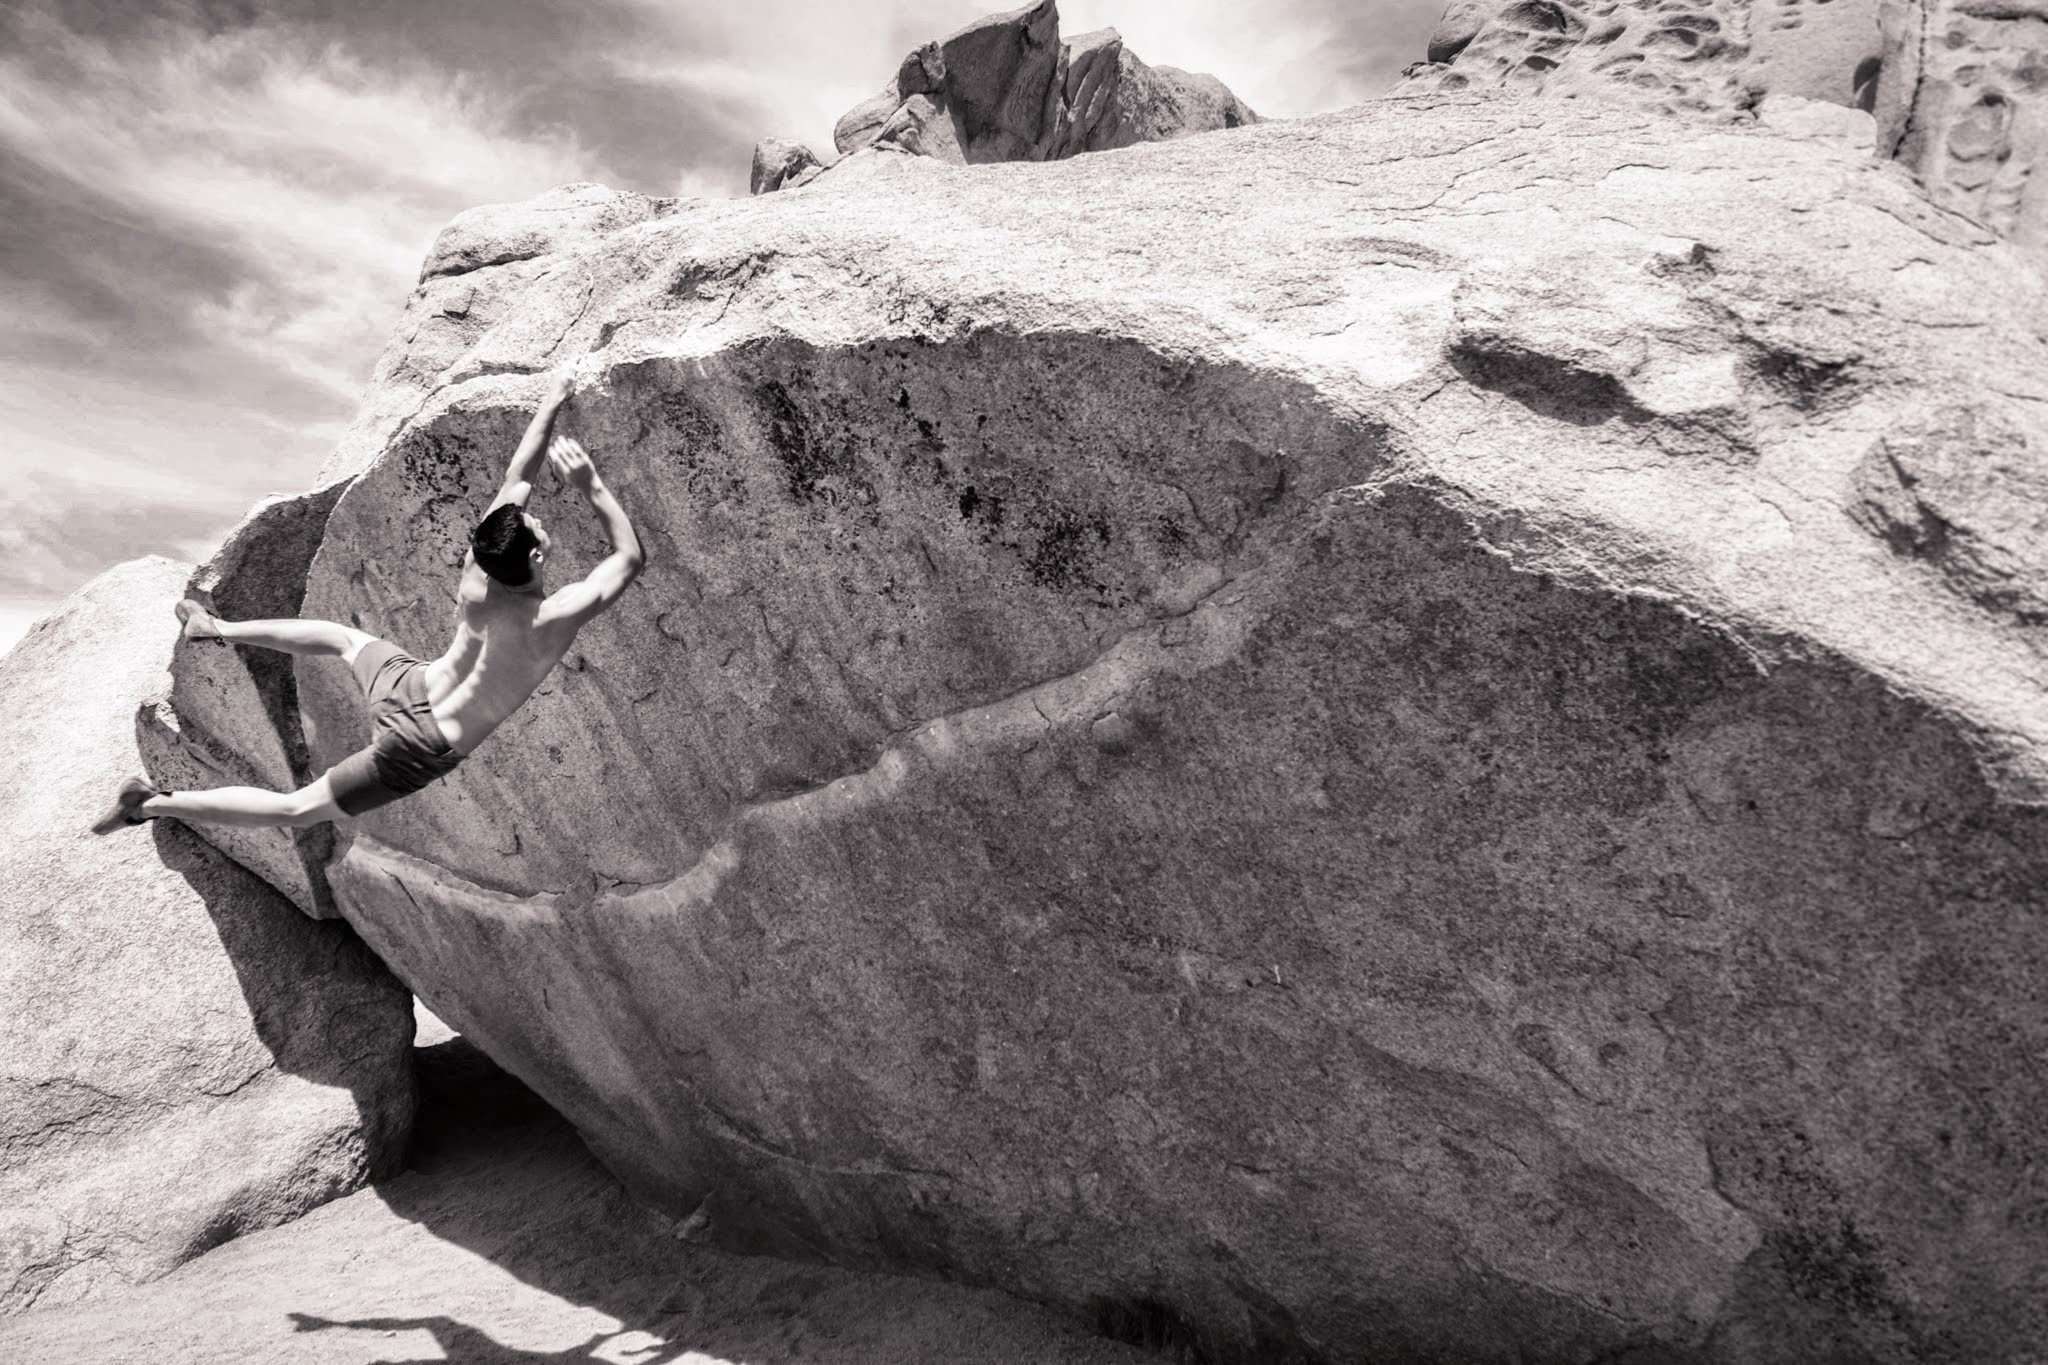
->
<box><xmin>0</xmin><ymin>1016</ymin><xmax>1152</xmax><ymax>1364</ymax></box>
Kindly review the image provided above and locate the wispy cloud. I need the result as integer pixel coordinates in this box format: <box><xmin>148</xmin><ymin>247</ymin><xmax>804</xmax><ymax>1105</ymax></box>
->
<box><xmin>1</xmin><ymin>0</ymin><xmax>1436</xmax><ymax>631</ymax></box>
<box><xmin>0</xmin><ymin>1</ymin><xmax>611</xmax><ymax>607</ymax></box>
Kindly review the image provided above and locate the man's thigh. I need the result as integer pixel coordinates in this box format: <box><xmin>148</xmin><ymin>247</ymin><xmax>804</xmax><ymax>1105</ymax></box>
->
<box><xmin>338</xmin><ymin>629</ymin><xmax>385</xmax><ymax>671</ymax></box>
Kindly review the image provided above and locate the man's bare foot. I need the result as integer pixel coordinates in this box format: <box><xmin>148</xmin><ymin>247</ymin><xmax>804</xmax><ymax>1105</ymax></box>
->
<box><xmin>89</xmin><ymin>777</ymin><xmax>159</xmax><ymax>834</ymax></box>
<box><xmin>175</xmin><ymin>599</ymin><xmax>222</xmax><ymax>641</ymax></box>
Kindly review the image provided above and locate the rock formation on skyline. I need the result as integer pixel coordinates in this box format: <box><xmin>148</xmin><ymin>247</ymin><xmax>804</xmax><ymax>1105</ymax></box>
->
<box><xmin>749</xmin><ymin>0</ymin><xmax>1257</xmax><ymax>194</ymax></box>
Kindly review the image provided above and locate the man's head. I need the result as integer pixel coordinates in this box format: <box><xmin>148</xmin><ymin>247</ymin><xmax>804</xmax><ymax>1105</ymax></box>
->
<box><xmin>470</xmin><ymin>504</ymin><xmax>549</xmax><ymax>588</ymax></box>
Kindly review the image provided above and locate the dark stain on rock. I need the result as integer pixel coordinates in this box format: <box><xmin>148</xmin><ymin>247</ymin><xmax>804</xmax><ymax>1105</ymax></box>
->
<box><xmin>757</xmin><ymin>379</ymin><xmax>869</xmax><ymax>510</ymax></box>
<box><xmin>1023</xmin><ymin>507</ymin><xmax>1113</xmax><ymax>594</ymax></box>
<box><xmin>1090</xmin><ymin>1296</ymin><xmax>1214</xmax><ymax>1364</ymax></box>
<box><xmin>1449</xmin><ymin>335</ymin><xmax>1650</xmax><ymax>428</ymax></box>
<box><xmin>1769</xmin><ymin>1216</ymin><xmax>1895</xmax><ymax>1318</ymax></box>
<box><xmin>1752</xmin><ymin>349</ymin><xmax>1856</xmax><ymax>412</ymax></box>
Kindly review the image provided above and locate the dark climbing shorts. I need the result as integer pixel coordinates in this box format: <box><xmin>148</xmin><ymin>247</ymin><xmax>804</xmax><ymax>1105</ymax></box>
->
<box><xmin>325</xmin><ymin>640</ymin><xmax>463</xmax><ymax>817</ymax></box>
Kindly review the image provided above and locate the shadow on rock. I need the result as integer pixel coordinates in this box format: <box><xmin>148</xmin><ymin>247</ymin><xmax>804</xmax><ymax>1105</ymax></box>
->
<box><xmin>151</xmin><ymin>818</ymin><xmax>415</xmax><ymax>1183</ymax></box>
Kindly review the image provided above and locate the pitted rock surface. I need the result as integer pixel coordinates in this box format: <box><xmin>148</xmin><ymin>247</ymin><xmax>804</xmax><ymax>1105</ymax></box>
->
<box><xmin>0</xmin><ymin>559</ymin><xmax>414</xmax><ymax>1317</ymax></box>
<box><xmin>1399</xmin><ymin>0</ymin><xmax>1884</xmax><ymax>119</ymax></box>
<box><xmin>821</xmin><ymin>0</ymin><xmax>1255</xmax><ymax>174</ymax></box>
<box><xmin>1877</xmin><ymin>0</ymin><xmax>2048</xmax><ymax>249</ymax></box>
<box><xmin>178</xmin><ymin>95</ymin><xmax>2048</xmax><ymax>1361</ymax></box>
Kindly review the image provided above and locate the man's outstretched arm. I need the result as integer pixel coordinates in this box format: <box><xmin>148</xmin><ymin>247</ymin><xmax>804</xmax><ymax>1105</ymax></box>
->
<box><xmin>488</xmin><ymin>367</ymin><xmax>575</xmax><ymax>512</ymax></box>
<box><xmin>539</xmin><ymin>435</ymin><xmax>645</xmax><ymax>630</ymax></box>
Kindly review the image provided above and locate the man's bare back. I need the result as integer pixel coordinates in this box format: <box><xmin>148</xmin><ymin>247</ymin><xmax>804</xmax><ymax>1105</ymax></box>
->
<box><xmin>429</xmin><ymin>432</ymin><xmax>634</xmax><ymax>753</ymax></box>
<box><xmin>91</xmin><ymin>369</ymin><xmax>644</xmax><ymax>833</ymax></box>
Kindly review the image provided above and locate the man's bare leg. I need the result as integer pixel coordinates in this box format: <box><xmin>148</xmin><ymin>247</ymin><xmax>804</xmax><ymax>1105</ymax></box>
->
<box><xmin>178</xmin><ymin>600</ymin><xmax>374</xmax><ymax>661</ymax></box>
<box><xmin>130</xmin><ymin>774</ymin><xmax>345</xmax><ymax>830</ymax></box>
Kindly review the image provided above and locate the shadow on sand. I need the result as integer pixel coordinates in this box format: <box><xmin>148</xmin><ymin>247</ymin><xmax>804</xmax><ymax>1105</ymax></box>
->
<box><xmin>266</xmin><ymin>1033</ymin><xmax>1144</xmax><ymax>1365</ymax></box>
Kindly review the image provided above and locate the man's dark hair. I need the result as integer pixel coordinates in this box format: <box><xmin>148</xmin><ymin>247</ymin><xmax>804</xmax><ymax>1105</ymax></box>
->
<box><xmin>471</xmin><ymin>504</ymin><xmax>539</xmax><ymax>586</ymax></box>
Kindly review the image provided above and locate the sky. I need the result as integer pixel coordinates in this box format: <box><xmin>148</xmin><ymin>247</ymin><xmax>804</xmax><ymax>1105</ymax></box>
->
<box><xmin>0</xmin><ymin>0</ymin><xmax>1439</xmax><ymax>656</ymax></box>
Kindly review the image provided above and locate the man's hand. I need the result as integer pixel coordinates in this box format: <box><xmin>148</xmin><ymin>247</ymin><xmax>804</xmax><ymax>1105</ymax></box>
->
<box><xmin>542</xmin><ymin>364</ymin><xmax>576</xmax><ymax>410</ymax></box>
<box><xmin>548</xmin><ymin>433</ymin><xmax>599</xmax><ymax>494</ymax></box>
<box><xmin>490</xmin><ymin>364</ymin><xmax>577</xmax><ymax>511</ymax></box>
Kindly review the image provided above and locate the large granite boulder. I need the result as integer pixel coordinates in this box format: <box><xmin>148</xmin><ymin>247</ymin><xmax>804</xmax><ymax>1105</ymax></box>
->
<box><xmin>0</xmin><ymin>559</ymin><xmax>414</xmax><ymax>1316</ymax></box>
<box><xmin>819</xmin><ymin>0</ymin><xmax>1255</xmax><ymax>177</ymax></box>
<box><xmin>225</xmin><ymin>92</ymin><xmax>2048</xmax><ymax>1361</ymax></box>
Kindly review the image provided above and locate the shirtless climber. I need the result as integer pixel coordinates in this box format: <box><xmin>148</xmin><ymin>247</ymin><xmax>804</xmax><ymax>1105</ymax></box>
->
<box><xmin>91</xmin><ymin>369</ymin><xmax>644</xmax><ymax>833</ymax></box>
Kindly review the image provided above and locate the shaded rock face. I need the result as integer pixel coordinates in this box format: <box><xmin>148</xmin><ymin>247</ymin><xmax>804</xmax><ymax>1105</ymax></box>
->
<box><xmin>192</xmin><ymin>94</ymin><xmax>2048</xmax><ymax>1362</ymax></box>
<box><xmin>1877</xmin><ymin>0</ymin><xmax>2048</xmax><ymax>248</ymax></box>
<box><xmin>824</xmin><ymin>0</ymin><xmax>1255</xmax><ymax>172</ymax></box>
<box><xmin>1399</xmin><ymin>0</ymin><xmax>1885</xmax><ymax>120</ymax></box>
<box><xmin>0</xmin><ymin>559</ymin><xmax>414</xmax><ymax>1316</ymax></box>
<box><xmin>139</xmin><ymin>487</ymin><xmax>349</xmax><ymax>918</ymax></box>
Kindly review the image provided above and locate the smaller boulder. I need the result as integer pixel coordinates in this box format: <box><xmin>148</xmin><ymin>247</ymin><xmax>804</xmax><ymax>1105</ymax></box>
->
<box><xmin>834</xmin><ymin>83</ymin><xmax>903</xmax><ymax>156</ymax></box>
<box><xmin>750</xmin><ymin>138</ymin><xmax>826</xmax><ymax>196</ymax></box>
<box><xmin>876</xmin><ymin>95</ymin><xmax>967</xmax><ymax>164</ymax></box>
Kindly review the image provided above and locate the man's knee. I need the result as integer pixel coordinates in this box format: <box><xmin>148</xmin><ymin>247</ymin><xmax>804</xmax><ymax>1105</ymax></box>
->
<box><xmin>282</xmin><ymin>780</ymin><xmax>342</xmax><ymax>827</ymax></box>
<box><xmin>337</xmin><ymin>628</ymin><xmax>380</xmax><ymax>666</ymax></box>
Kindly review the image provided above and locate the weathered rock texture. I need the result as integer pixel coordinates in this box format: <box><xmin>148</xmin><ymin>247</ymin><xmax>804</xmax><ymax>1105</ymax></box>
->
<box><xmin>1877</xmin><ymin>0</ymin><xmax>2048</xmax><ymax>248</ymax></box>
<box><xmin>157</xmin><ymin>90</ymin><xmax>2048</xmax><ymax>1363</ymax></box>
<box><xmin>1399</xmin><ymin>0</ymin><xmax>1886</xmax><ymax>120</ymax></box>
<box><xmin>0</xmin><ymin>559</ymin><xmax>414</xmax><ymax>1317</ymax></box>
<box><xmin>1402</xmin><ymin>0</ymin><xmax>2048</xmax><ymax>253</ymax></box>
<box><xmin>823</xmin><ymin>0</ymin><xmax>1255</xmax><ymax>174</ymax></box>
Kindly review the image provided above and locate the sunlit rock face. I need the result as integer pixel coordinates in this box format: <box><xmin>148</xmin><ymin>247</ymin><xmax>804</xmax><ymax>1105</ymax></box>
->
<box><xmin>0</xmin><ymin>559</ymin><xmax>414</xmax><ymax>1317</ymax></box>
<box><xmin>192</xmin><ymin>93</ymin><xmax>2048</xmax><ymax>1361</ymax></box>
<box><xmin>1402</xmin><ymin>0</ymin><xmax>2048</xmax><ymax>253</ymax></box>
